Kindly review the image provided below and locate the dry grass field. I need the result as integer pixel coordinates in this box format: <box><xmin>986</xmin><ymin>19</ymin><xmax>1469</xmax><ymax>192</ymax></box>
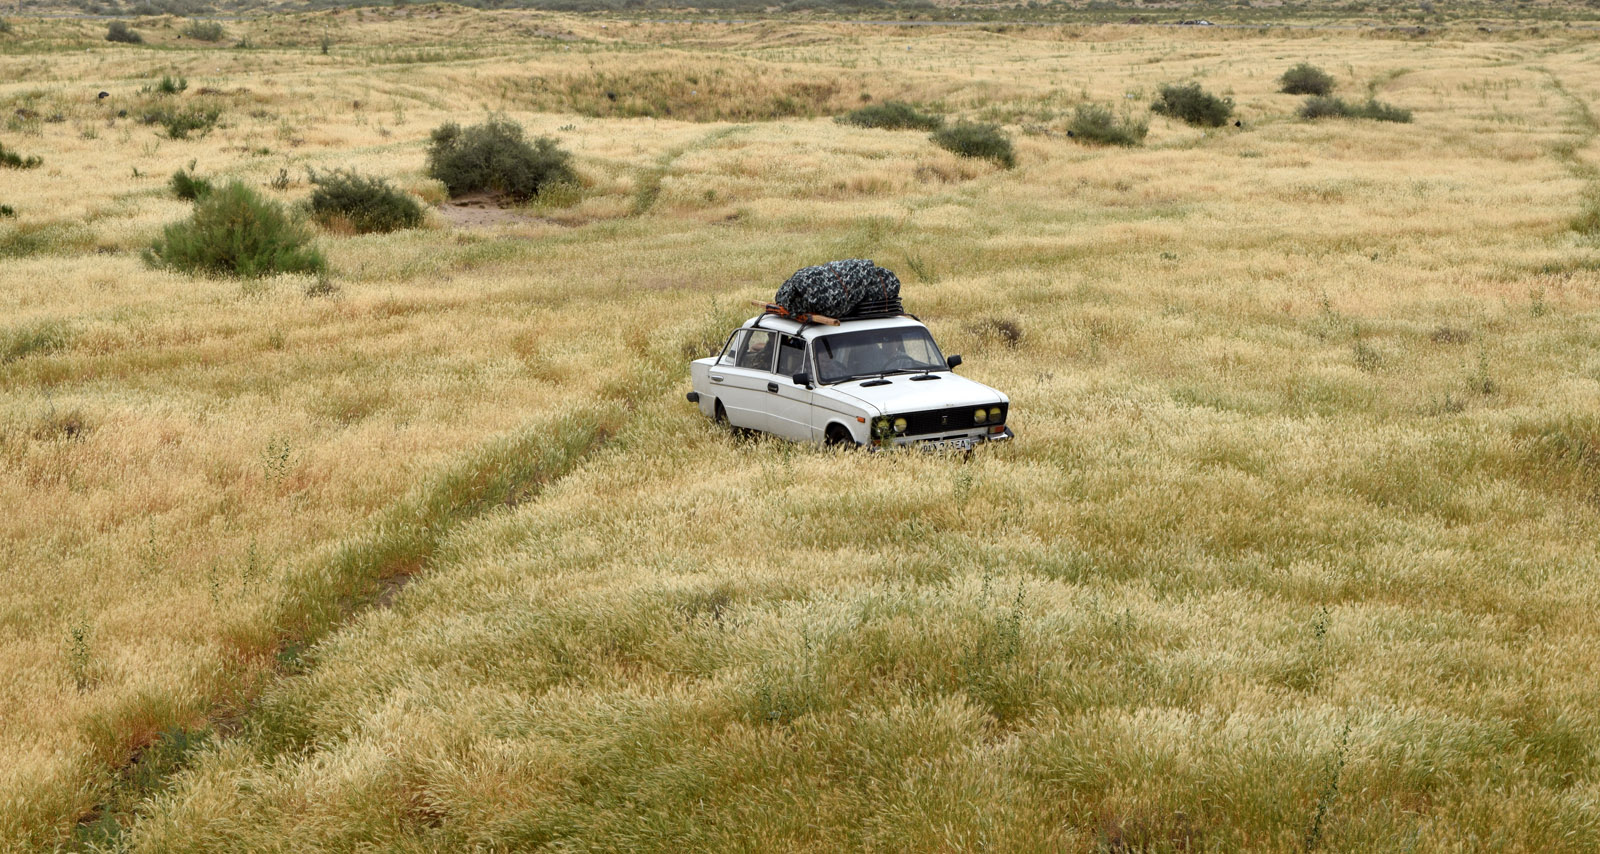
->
<box><xmin>3</xmin><ymin>7</ymin><xmax>1600</xmax><ymax>851</ymax></box>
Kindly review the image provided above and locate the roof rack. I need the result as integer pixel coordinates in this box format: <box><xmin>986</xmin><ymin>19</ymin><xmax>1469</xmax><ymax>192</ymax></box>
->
<box><xmin>841</xmin><ymin>296</ymin><xmax>904</xmax><ymax>320</ymax></box>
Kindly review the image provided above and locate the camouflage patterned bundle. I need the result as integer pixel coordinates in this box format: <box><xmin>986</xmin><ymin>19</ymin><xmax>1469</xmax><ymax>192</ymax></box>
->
<box><xmin>774</xmin><ymin>259</ymin><xmax>901</xmax><ymax>318</ymax></box>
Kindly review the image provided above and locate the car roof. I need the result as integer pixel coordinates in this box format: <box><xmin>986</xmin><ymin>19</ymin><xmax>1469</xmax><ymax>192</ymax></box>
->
<box><xmin>741</xmin><ymin>314</ymin><xmax>926</xmax><ymax>341</ymax></box>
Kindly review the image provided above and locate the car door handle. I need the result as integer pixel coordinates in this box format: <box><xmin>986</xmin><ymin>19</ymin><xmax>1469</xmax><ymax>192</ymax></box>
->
<box><xmin>767</xmin><ymin>382</ymin><xmax>779</xmax><ymax>392</ymax></box>
<box><xmin>709</xmin><ymin>375</ymin><xmax>724</xmax><ymax>383</ymax></box>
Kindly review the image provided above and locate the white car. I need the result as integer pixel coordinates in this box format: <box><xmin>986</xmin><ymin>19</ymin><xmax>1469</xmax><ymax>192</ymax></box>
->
<box><xmin>687</xmin><ymin>312</ymin><xmax>1013</xmax><ymax>450</ymax></box>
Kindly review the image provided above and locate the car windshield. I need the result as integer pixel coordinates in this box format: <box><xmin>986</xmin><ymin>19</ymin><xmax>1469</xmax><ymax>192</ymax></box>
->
<box><xmin>813</xmin><ymin>327</ymin><xmax>946</xmax><ymax>383</ymax></box>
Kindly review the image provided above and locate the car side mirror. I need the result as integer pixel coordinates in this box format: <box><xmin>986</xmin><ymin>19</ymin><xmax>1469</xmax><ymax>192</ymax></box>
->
<box><xmin>792</xmin><ymin>372</ymin><xmax>812</xmax><ymax>388</ymax></box>
<box><xmin>947</xmin><ymin>355</ymin><xmax>963</xmax><ymax>370</ymax></box>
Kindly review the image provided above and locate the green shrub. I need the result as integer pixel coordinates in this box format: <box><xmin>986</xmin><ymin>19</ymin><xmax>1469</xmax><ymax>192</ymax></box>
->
<box><xmin>181</xmin><ymin>19</ymin><xmax>226</xmax><ymax>42</ymax></box>
<box><xmin>1151</xmin><ymin>82</ymin><xmax>1234</xmax><ymax>127</ymax></box>
<box><xmin>425</xmin><ymin>116</ymin><xmax>576</xmax><ymax>202</ymax></box>
<box><xmin>0</xmin><ymin>205</ymin><xmax>14</xmax><ymax>217</ymax></box>
<box><xmin>837</xmin><ymin>100</ymin><xmax>943</xmax><ymax>131</ymax></box>
<box><xmin>1299</xmin><ymin>96</ymin><xmax>1412</xmax><ymax>123</ymax></box>
<box><xmin>141</xmin><ymin>105</ymin><xmax>221</xmax><ymax>139</ymax></box>
<box><xmin>2</xmin><ymin>320</ymin><xmax>70</xmax><ymax>364</ymax></box>
<box><xmin>169</xmin><ymin>166</ymin><xmax>212</xmax><ymax>200</ymax></box>
<box><xmin>145</xmin><ymin>181</ymin><xmax>326</xmax><ymax>278</ymax></box>
<box><xmin>930</xmin><ymin>122</ymin><xmax>1015</xmax><ymax>168</ymax></box>
<box><xmin>1280</xmin><ymin>63</ymin><xmax>1335</xmax><ymax>96</ymax></box>
<box><xmin>1067</xmin><ymin>103</ymin><xmax>1148</xmax><ymax>147</ymax></box>
<box><xmin>105</xmin><ymin>21</ymin><xmax>141</xmax><ymax>43</ymax></box>
<box><xmin>1</xmin><ymin>141</ymin><xmax>42</xmax><ymax>170</ymax></box>
<box><xmin>306</xmin><ymin>168</ymin><xmax>424</xmax><ymax>234</ymax></box>
<box><xmin>0</xmin><ymin>18</ymin><xmax>14</xmax><ymax>35</ymax></box>
<box><xmin>147</xmin><ymin>74</ymin><xmax>188</xmax><ymax>95</ymax></box>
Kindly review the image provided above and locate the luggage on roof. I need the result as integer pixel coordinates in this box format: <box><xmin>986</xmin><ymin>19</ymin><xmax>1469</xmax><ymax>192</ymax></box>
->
<box><xmin>774</xmin><ymin>259</ymin><xmax>902</xmax><ymax>320</ymax></box>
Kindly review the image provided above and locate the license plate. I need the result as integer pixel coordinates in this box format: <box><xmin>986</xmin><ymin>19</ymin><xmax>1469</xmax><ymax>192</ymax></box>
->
<box><xmin>921</xmin><ymin>437</ymin><xmax>976</xmax><ymax>453</ymax></box>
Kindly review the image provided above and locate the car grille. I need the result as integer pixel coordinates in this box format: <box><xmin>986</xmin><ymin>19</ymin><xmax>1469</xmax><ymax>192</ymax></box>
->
<box><xmin>899</xmin><ymin>403</ymin><xmax>1007</xmax><ymax>436</ymax></box>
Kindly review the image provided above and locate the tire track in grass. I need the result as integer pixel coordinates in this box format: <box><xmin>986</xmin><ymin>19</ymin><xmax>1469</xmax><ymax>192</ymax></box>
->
<box><xmin>632</xmin><ymin>124</ymin><xmax>746</xmax><ymax>216</ymax></box>
<box><xmin>65</xmin><ymin>407</ymin><xmax>624</xmax><ymax>851</ymax></box>
<box><xmin>62</xmin><ymin>307</ymin><xmax>735</xmax><ymax>851</ymax></box>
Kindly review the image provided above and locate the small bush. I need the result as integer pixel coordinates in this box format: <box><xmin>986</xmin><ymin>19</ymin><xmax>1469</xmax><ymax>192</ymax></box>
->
<box><xmin>837</xmin><ymin>100</ymin><xmax>943</xmax><ymax>131</ymax></box>
<box><xmin>145</xmin><ymin>181</ymin><xmax>326</xmax><ymax>278</ymax></box>
<box><xmin>141</xmin><ymin>105</ymin><xmax>221</xmax><ymax>139</ymax></box>
<box><xmin>0</xmin><ymin>205</ymin><xmax>14</xmax><ymax>217</ymax></box>
<box><xmin>1151</xmin><ymin>82</ymin><xmax>1234</xmax><ymax>127</ymax></box>
<box><xmin>1280</xmin><ymin>63</ymin><xmax>1335</xmax><ymax>96</ymax></box>
<box><xmin>3</xmin><ymin>320</ymin><xmax>71</xmax><ymax>364</ymax></box>
<box><xmin>1</xmin><ymin>141</ymin><xmax>42</xmax><ymax>170</ymax></box>
<box><xmin>0</xmin><ymin>18</ymin><xmax>14</xmax><ymax>35</ymax></box>
<box><xmin>1299</xmin><ymin>97</ymin><xmax>1412</xmax><ymax>123</ymax></box>
<box><xmin>1067</xmin><ymin>104</ymin><xmax>1148</xmax><ymax>147</ymax></box>
<box><xmin>306</xmin><ymin>168</ymin><xmax>424</xmax><ymax>234</ymax></box>
<box><xmin>425</xmin><ymin>116</ymin><xmax>577</xmax><ymax>202</ymax></box>
<box><xmin>148</xmin><ymin>75</ymin><xmax>188</xmax><ymax>95</ymax></box>
<box><xmin>169</xmin><ymin>165</ymin><xmax>212</xmax><ymax>200</ymax></box>
<box><xmin>181</xmin><ymin>20</ymin><xmax>226</xmax><ymax>41</ymax></box>
<box><xmin>930</xmin><ymin>122</ymin><xmax>1015</xmax><ymax>168</ymax></box>
<box><xmin>105</xmin><ymin>21</ymin><xmax>141</xmax><ymax>43</ymax></box>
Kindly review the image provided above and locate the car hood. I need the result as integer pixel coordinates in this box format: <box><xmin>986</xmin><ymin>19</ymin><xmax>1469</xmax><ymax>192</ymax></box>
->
<box><xmin>825</xmin><ymin>372</ymin><xmax>1005</xmax><ymax>416</ymax></box>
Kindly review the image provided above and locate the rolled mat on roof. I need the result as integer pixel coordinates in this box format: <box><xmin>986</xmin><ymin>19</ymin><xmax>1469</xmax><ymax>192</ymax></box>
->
<box><xmin>774</xmin><ymin>259</ymin><xmax>901</xmax><ymax>318</ymax></box>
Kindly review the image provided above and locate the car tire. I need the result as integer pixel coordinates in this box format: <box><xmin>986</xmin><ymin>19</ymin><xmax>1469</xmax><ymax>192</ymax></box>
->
<box><xmin>825</xmin><ymin>424</ymin><xmax>857</xmax><ymax>447</ymax></box>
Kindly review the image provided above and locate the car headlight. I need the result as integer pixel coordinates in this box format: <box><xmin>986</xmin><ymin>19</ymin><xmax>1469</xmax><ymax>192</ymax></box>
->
<box><xmin>893</xmin><ymin>417</ymin><xmax>907</xmax><ymax>433</ymax></box>
<box><xmin>989</xmin><ymin>406</ymin><xmax>1002</xmax><ymax>423</ymax></box>
<box><xmin>974</xmin><ymin>408</ymin><xmax>988</xmax><ymax>424</ymax></box>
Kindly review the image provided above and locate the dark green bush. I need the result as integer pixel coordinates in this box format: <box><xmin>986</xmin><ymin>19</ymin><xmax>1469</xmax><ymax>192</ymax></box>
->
<box><xmin>306</xmin><ymin>168</ymin><xmax>424</xmax><ymax>234</ymax></box>
<box><xmin>1</xmin><ymin>141</ymin><xmax>42</xmax><ymax>170</ymax></box>
<box><xmin>1151</xmin><ymin>82</ymin><xmax>1234</xmax><ymax>127</ymax></box>
<box><xmin>145</xmin><ymin>181</ymin><xmax>326</xmax><ymax>278</ymax></box>
<box><xmin>1299</xmin><ymin>96</ymin><xmax>1412</xmax><ymax>123</ymax></box>
<box><xmin>837</xmin><ymin>100</ymin><xmax>943</xmax><ymax>131</ymax></box>
<box><xmin>169</xmin><ymin>166</ymin><xmax>212</xmax><ymax>200</ymax></box>
<box><xmin>1067</xmin><ymin>104</ymin><xmax>1148</xmax><ymax>147</ymax></box>
<box><xmin>106</xmin><ymin>21</ymin><xmax>141</xmax><ymax>43</ymax></box>
<box><xmin>425</xmin><ymin>116</ymin><xmax>576</xmax><ymax>202</ymax></box>
<box><xmin>141</xmin><ymin>105</ymin><xmax>221</xmax><ymax>139</ymax></box>
<box><xmin>1280</xmin><ymin>63</ymin><xmax>1335</xmax><ymax>96</ymax></box>
<box><xmin>930</xmin><ymin>122</ymin><xmax>1015</xmax><ymax>168</ymax></box>
<box><xmin>181</xmin><ymin>19</ymin><xmax>226</xmax><ymax>41</ymax></box>
<box><xmin>0</xmin><ymin>205</ymin><xmax>14</xmax><ymax>218</ymax></box>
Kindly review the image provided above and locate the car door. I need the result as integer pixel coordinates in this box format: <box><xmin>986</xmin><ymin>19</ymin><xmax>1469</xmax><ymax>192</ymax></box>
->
<box><xmin>766</xmin><ymin>334</ymin><xmax>817</xmax><ymax>441</ymax></box>
<box><xmin>709</xmin><ymin>328</ymin><xmax>777</xmax><ymax>430</ymax></box>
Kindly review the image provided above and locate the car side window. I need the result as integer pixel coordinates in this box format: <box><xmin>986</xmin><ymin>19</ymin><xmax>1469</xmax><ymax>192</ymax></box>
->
<box><xmin>736</xmin><ymin>330</ymin><xmax>776</xmax><ymax>371</ymax></box>
<box><xmin>775</xmin><ymin>334</ymin><xmax>806</xmax><ymax>378</ymax></box>
<box><xmin>718</xmin><ymin>330</ymin><xmax>747</xmax><ymax>366</ymax></box>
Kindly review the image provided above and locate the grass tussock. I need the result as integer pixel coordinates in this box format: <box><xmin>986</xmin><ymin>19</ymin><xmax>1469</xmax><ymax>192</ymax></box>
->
<box><xmin>181</xmin><ymin>20</ymin><xmax>226</xmax><ymax>42</ymax></box>
<box><xmin>1151</xmin><ymin>82</ymin><xmax>1234</xmax><ymax>127</ymax></box>
<box><xmin>1068</xmin><ymin>104</ymin><xmax>1148</xmax><ymax>147</ymax></box>
<box><xmin>2</xmin><ymin>320</ymin><xmax>71</xmax><ymax>364</ymax></box>
<box><xmin>837</xmin><ymin>100</ymin><xmax>943</xmax><ymax>131</ymax></box>
<box><xmin>426</xmin><ymin>116</ymin><xmax>576</xmax><ymax>202</ymax></box>
<box><xmin>140</xmin><ymin>104</ymin><xmax>222</xmax><ymax>140</ymax></box>
<box><xmin>105</xmin><ymin>21</ymin><xmax>141</xmax><ymax>44</ymax></box>
<box><xmin>930</xmin><ymin>122</ymin><xmax>1015</xmax><ymax>168</ymax></box>
<box><xmin>1</xmin><ymin>141</ymin><xmax>42</xmax><ymax>170</ymax></box>
<box><xmin>306</xmin><ymin>168</ymin><xmax>424</xmax><ymax>234</ymax></box>
<box><xmin>169</xmin><ymin>165</ymin><xmax>212</xmax><ymax>201</ymax></box>
<box><xmin>145</xmin><ymin>181</ymin><xmax>326</xmax><ymax>277</ymax></box>
<box><xmin>1299</xmin><ymin>96</ymin><xmax>1413</xmax><ymax>123</ymax></box>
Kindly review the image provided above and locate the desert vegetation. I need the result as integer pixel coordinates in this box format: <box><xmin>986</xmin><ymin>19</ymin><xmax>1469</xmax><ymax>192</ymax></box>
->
<box><xmin>425</xmin><ymin>116</ymin><xmax>576</xmax><ymax>202</ymax></box>
<box><xmin>305</xmin><ymin>168</ymin><xmax>425</xmax><ymax>233</ymax></box>
<box><xmin>1299</xmin><ymin>95</ymin><xmax>1414</xmax><ymax>122</ymax></box>
<box><xmin>1067</xmin><ymin>103</ymin><xmax>1148</xmax><ymax>146</ymax></box>
<box><xmin>2</xmin><ymin>8</ymin><xmax>1600</xmax><ymax>853</ymax></box>
<box><xmin>837</xmin><ymin>100</ymin><xmax>945</xmax><ymax>131</ymax></box>
<box><xmin>1151</xmin><ymin>81</ymin><xmax>1235</xmax><ymax>127</ymax></box>
<box><xmin>1279</xmin><ymin>62</ymin><xmax>1336</xmax><ymax>96</ymax></box>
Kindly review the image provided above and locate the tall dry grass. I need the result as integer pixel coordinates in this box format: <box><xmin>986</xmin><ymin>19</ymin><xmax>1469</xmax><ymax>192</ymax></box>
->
<box><xmin>2</xmin><ymin>8</ymin><xmax>1599</xmax><ymax>851</ymax></box>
